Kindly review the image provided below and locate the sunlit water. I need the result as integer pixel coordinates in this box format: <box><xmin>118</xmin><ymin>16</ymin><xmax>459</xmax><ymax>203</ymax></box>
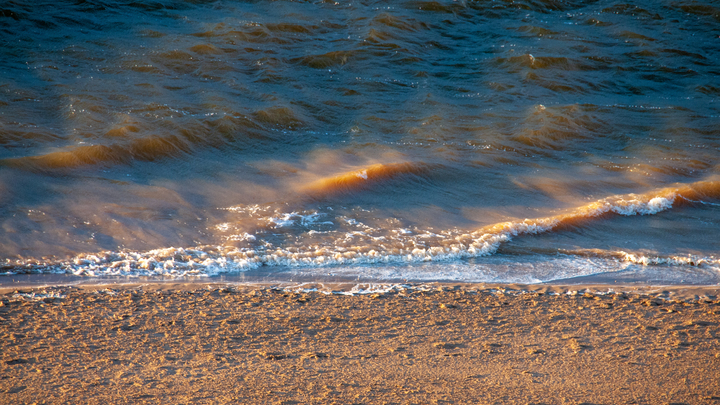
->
<box><xmin>1</xmin><ymin>0</ymin><xmax>719</xmax><ymax>284</ymax></box>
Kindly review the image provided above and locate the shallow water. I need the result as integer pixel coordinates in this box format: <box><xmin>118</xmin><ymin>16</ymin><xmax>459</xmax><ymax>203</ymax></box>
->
<box><xmin>1</xmin><ymin>0</ymin><xmax>719</xmax><ymax>284</ymax></box>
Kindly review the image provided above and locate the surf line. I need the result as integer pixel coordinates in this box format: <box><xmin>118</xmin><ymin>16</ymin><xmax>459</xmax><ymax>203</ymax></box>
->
<box><xmin>9</xmin><ymin>172</ymin><xmax>720</xmax><ymax>276</ymax></box>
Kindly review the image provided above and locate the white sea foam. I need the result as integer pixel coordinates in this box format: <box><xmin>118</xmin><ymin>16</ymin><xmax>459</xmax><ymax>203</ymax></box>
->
<box><xmin>609</xmin><ymin>195</ymin><xmax>674</xmax><ymax>216</ymax></box>
<box><xmin>278</xmin><ymin>283</ymin><xmax>436</xmax><ymax>296</ymax></box>
<box><xmin>227</xmin><ymin>233</ymin><xmax>257</xmax><ymax>242</ymax></box>
<box><xmin>266</xmin><ymin>211</ymin><xmax>332</xmax><ymax>228</ymax></box>
<box><xmin>618</xmin><ymin>252</ymin><xmax>720</xmax><ymax>267</ymax></box>
<box><xmin>1</xmin><ymin>189</ymin><xmax>714</xmax><ymax>279</ymax></box>
<box><xmin>11</xmin><ymin>291</ymin><xmax>66</xmax><ymax>301</ymax></box>
<box><xmin>559</xmin><ymin>248</ymin><xmax>720</xmax><ymax>269</ymax></box>
<box><xmin>268</xmin><ymin>213</ymin><xmax>297</xmax><ymax>228</ymax></box>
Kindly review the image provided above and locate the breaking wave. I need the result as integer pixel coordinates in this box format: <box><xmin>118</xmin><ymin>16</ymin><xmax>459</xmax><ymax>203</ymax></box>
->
<box><xmin>4</xmin><ymin>180</ymin><xmax>718</xmax><ymax>278</ymax></box>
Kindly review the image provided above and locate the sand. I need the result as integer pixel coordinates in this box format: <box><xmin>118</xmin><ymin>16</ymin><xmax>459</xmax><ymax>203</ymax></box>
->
<box><xmin>1</xmin><ymin>282</ymin><xmax>719</xmax><ymax>404</ymax></box>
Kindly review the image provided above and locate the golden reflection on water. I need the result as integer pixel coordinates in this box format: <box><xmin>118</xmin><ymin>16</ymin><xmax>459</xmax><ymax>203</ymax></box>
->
<box><xmin>299</xmin><ymin>162</ymin><xmax>426</xmax><ymax>198</ymax></box>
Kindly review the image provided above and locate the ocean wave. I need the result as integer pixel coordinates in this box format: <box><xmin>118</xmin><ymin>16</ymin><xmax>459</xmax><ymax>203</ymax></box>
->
<box><xmin>4</xmin><ymin>180</ymin><xmax>718</xmax><ymax>277</ymax></box>
<box><xmin>558</xmin><ymin>248</ymin><xmax>720</xmax><ymax>268</ymax></box>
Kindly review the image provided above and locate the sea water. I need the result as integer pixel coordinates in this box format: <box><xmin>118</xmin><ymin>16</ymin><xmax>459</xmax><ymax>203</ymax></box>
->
<box><xmin>1</xmin><ymin>0</ymin><xmax>719</xmax><ymax>285</ymax></box>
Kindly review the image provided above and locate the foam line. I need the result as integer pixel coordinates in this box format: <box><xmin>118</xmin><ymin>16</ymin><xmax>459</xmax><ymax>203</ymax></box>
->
<box><xmin>3</xmin><ymin>179</ymin><xmax>719</xmax><ymax>277</ymax></box>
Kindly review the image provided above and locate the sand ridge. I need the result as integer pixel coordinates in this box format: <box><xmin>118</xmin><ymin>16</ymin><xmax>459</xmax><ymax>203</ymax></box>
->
<box><xmin>1</xmin><ymin>284</ymin><xmax>719</xmax><ymax>404</ymax></box>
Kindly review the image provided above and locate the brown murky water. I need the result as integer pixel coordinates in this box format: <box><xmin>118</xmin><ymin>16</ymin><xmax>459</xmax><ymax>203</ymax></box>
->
<box><xmin>1</xmin><ymin>0</ymin><xmax>719</xmax><ymax>283</ymax></box>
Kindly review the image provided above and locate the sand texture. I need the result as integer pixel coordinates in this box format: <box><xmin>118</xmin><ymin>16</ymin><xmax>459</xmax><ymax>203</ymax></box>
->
<box><xmin>1</xmin><ymin>284</ymin><xmax>720</xmax><ymax>404</ymax></box>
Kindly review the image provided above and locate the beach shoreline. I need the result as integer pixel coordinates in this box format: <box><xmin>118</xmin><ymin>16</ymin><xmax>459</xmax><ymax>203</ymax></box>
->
<box><xmin>2</xmin><ymin>282</ymin><xmax>719</xmax><ymax>404</ymax></box>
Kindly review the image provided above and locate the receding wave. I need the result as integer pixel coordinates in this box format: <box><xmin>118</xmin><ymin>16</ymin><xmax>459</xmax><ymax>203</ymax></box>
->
<box><xmin>4</xmin><ymin>179</ymin><xmax>719</xmax><ymax>277</ymax></box>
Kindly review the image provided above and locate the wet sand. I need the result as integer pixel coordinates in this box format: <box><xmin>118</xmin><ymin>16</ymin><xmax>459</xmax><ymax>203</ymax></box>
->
<box><xmin>1</xmin><ymin>283</ymin><xmax>719</xmax><ymax>404</ymax></box>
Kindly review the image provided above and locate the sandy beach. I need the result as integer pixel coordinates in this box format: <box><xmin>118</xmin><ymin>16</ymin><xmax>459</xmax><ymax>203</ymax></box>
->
<box><xmin>3</xmin><ymin>1</ymin><xmax>720</xmax><ymax>403</ymax></box>
<box><xmin>1</xmin><ymin>283</ymin><xmax>719</xmax><ymax>404</ymax></box>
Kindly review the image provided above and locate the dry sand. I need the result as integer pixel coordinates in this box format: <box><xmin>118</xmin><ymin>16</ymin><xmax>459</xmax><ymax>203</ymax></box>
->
<box><xmin>1</xmin><ymin>283</ymin><xmax>719</xmax><ymax>404</ymax></box>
